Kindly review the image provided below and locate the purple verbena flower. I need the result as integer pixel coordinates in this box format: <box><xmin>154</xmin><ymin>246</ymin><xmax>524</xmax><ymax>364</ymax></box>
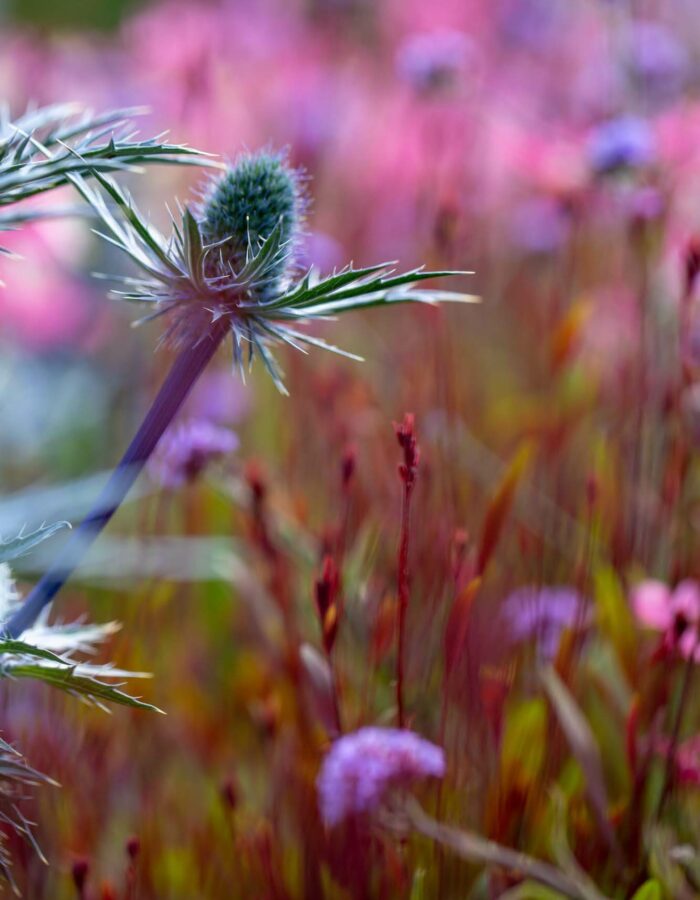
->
<box><xmin>148</xmin><ymin>419</ymin><xmax>238</xmax><ymax>489</ymax></box>
<box><xmin>502</xmin><ymin>585</ymin><xmax>582</xmax><ymax>660</ymax></box>
<box><xmin>498</xmin><ymin>0</ymin><xmax>568</xmax><ymax>52</ymax></box>
<box><xmin>627</xmin><ymin>21</ymin><xmax>689</xmax><ymax>106</ymax></box>
<box><xmin>396</xmin><ymin>30</ymin><xmax>474</xmax><ymax>94</ymax></box>
<box><xmin>317</xmin><ymin>727</ymin><xmax>445</xmax><ymax>826</ymax></box>
<box><xmin>510</xmin><ymin>197</ymin><xmax>571</xmax><ymax>255</ymax></box>
<box><xmin>587</xmin><ymin>116</ymin><xmax>655</xmax><ymax>175</ymax></box>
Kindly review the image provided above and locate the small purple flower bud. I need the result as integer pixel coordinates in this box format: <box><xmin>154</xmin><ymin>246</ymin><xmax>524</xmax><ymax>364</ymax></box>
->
<box><xmin>317</xmin><ymin>726</ymin><xmax>445</xmax><ymax>826</ymax></box>
<box><xmin>148</xmin><ymin>418</ymin><xmax>238</xmax><ymax>488</ymax></box>
<box><xmin>510</xmin><ymin>197</ymin><xmax>571</xmax><ymax>255</ymax></box>
<box><xmin>395</xmin><ymin>30</ymin><xmax>474</xmax><ymax>95</ymax></box>
<box><xmin>588</xmin><ymin>116</ymin><xmax>655</xmax><ymax>175</ymax></box>
<box><xmin>502</xmin><ymin>585</ymin><xmax>583</xmax><ymax>660</ymax></box>
<box><xmin>627</xmin><ymin>21</ymin><xmax>689</xmax><ymax>106</ymax></box>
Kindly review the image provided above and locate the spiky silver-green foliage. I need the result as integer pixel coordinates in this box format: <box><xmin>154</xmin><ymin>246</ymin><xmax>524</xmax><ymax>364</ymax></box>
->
<box><xmin>0</xmin><ymin>524</ymin><xmax>158</xmax><ymax>887</ymax></box>
<box><xmin>0</xmin><ymin>103</ymin><xmax>211</xmax><ymax>236</ymax></box>
<box><xmin>66</xmin><ymin>155</ymin><xmax>478</xmax><ymax>394</ymax></box>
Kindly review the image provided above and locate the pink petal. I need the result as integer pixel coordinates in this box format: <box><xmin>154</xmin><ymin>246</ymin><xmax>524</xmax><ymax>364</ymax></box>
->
<box><xmin>672</xmin><ymin>580</ymin><xmax>700</xmax><ymax>624</ymax></box>
<box><xmin>678</xmin><ymin>627</ymin><xmax>700</xmax><ymax>662</ymax></box>
<box><xmin>631</xmin><ymin>580</ymin><xmax>674</xmax><ymax>630</ymax></box>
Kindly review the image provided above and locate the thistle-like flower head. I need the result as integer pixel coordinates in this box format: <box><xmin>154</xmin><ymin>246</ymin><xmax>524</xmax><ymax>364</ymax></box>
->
<box><xmin>67</xmin><ymin>147</ymin><xmax>478</xmax><ymax>393</ymax></box>
<box><xmin>201</xmin><ymin>151</ymin><xmax>304</xmax><ymax>289</ymax></box>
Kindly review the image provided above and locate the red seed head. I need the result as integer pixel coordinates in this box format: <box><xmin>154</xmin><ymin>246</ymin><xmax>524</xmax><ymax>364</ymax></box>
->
<box><xmin>685</xmin><ymin>235</ymin><xmax>700</xmax><ymax>296</ymax></box>
<box><xmin>126</xmin><ymin>836</ymin><xmax>140</xmax><ymax>861</ymax></box>
<box><xmin>394</xmin><ymin>413</ymin><xmax>420</xmax><ymax>486</ymax></box>
<box><xmin>341</xmin><ymin>444</ymin><xmax>356</xmax><ymax>490</ymax></box>
<box><xmin>220</xmin><ymin>777</ymin><xmax>238</xmax><ymax>810</ymax></box>
<box><xmin>315</xmin><ymin>555</ymin><xmax>340</xmax><ymax>654</ymax></box>
<box><xmin>72</xmin><ymin>858</ymin><xmax>89</xmax><ymax>893</ymax></box>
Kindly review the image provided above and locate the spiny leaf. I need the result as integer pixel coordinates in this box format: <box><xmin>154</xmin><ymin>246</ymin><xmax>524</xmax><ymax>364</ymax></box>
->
<box><xmin>0</xmin><ymin>522</ymin><xmax>70</xmax><ymax>564</ymax></box>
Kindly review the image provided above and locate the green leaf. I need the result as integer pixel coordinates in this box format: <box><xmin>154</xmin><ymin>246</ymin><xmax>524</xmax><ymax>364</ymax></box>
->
<box><xmin>7</xmin><ymin>662</ymin><xmax>162</xmax><ymax>713</ymax></box>
<box><xmin>630</xmin><ymin>881</ymin><xmax>663</xmax><ymax>900</ymax></box>
<box><xmin>0</xmin><ymin>522</ymin><xmax>70</xmax><ymax>563</ymax></box>
<box><xmin>540</xmin><ymin>667</ymin><xmax>617</xmax><ymax>852</ymax></box>
<box><xmin>593</xmin><ymin>566</ymin><xmax>638</xmax><ymax>681</ymax></box>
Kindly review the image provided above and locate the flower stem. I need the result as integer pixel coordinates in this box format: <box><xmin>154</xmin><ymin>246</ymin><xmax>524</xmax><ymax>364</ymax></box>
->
<box><xmin>5</xmin><ymin>325</ymin><xmax>228</xmax><ymax>637</ymax></box>
<box><xmin>394</xmin><ymin>414</ymin><xmax>419</xmax><ymax>729</ymax></box>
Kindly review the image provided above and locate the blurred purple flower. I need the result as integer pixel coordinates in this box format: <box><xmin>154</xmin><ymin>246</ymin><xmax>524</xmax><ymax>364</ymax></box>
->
<box><xmin>298</xmin><ymin>231</ymin><xmax>346</xmax><ymax>272</ymax></box>
<box><xmin>502</xmin><ymin>586</ymin><xmax>582</xmax><ymax>659</ymax></box>
<box><xmin>395</xmin><ymin>30</ymin><xmax>474</xmax><ymax>94</ymax></box>
<box><xmin>510</xmin><ymin>196</ymin><xmax>570</xmax><ymax>255</ymax></box>
<box><xmin>148</xmin><ymin>419</ymin><xmax>238</xmax><ymax>489</ymax></box>
<box><xmin>628</xmin><ymin>21</ymin><xmax>689</xmax><ymax>106</ymax></box>
<box><xmin>317</xmin><ymin>727</ymin><xmax>445</xmax><ymax>826</ymax></box>
<box><xmin>498</xmin><ymin>0</ymin><xmax>568</xmax><ymax>51</ymax></box>
<box><xmin>588</xmin><ymin>116</ymin><xmax>655</xmax><ymax>174</ymax></box>
<box><xmin>184</xmin><ymin>371</ymin><xmax>251</xmax><ymax>426</ymax></box>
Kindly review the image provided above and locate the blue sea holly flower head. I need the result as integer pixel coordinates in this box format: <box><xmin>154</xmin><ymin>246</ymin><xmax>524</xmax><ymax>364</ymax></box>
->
<box><xmin>66</xmin><ymin>148</ymin><xmax>477</xmax><ymax>393</ymax></box>
<box><xmin>200</xmin><ymin>150</ymin><xmax>305</xmax><ymax>285</ymax></box>
<box><xmin>317</xmin><ymin>726</ymin><xmax>446</xmax><ymax>826</ymax></box>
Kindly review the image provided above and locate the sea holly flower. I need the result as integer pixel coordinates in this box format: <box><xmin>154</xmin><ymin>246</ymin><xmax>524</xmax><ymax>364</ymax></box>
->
<box><xmin>6</xmin><ymin>149</ymin><xmax>476</xmax><ymax>637</ymax></box>
<box><xmin>317</xmin><ymin>727</ymin><xmax>445</xmax><ymax>826</ymax></box>
<box><xmin>631</xmin><ymin>579</ymin><xmax>700</xmax><ymax>661</ymax></box>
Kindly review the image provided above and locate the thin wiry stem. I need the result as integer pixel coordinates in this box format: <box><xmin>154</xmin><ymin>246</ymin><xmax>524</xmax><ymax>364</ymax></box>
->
<box><xmin>5</xmin><ymin>324</ymin><xmax>228</xmax><ymax>638</ymax></box>
<box><xmin>395</xmin><ymin>415</ymin><xmax>419</xmax><ymax>729</ymax></box>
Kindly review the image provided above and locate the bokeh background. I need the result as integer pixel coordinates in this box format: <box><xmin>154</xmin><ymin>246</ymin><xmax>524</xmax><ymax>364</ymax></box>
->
<box><xmin>3</xmin><ymin>0</ymin><xmax>700</xmax><ymax>897</ymax></box>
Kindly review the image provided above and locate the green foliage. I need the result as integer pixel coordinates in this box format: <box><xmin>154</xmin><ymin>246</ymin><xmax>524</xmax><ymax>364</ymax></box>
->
<box><xmin>0</xmin><ymin>522</ymin><xmax>69</xmax><ymax>564</ymax></box>
<box><xmin>0</xmin><ymin>105</ymin><xmax>209</xmax><ymax>222</ymax></box>
<box><xmin>630</xmin><ymin>881</ymin><xmax>663</xmax><ymax>900</ymax></box>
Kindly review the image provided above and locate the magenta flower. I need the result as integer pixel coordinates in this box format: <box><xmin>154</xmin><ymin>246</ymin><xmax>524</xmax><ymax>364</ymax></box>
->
<box><xmin>654</xmin><ymin>735</ymin><xmax>700</xmax><ymax>786</ymax></box>
<box><xmin>317</xmin><ymin>727</ymin><xmax>445</xmax><ymax>826</ymax></box>
<box><xmin>148</xmin><ymin>419</ymin><xmax>238</xmax><ymax>489</ymax></box>
<box><xmin>632</xmin><ymin>579</ymin><xmax>700</xmax><ymax>661</ymax></box>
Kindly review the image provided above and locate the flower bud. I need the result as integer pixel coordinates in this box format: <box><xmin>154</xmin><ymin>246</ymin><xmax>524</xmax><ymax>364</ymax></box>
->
<box><xmin>201</xmin><ymin>151</ymin><xmax>303</xmax><ymax>288</ymax></box>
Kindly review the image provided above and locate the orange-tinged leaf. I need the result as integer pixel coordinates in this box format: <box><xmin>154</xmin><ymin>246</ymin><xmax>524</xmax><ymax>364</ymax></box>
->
<box><xmin>477</xmin><ymin>442</ymin><xmax>535</xmax><ymax>575</ymax></box>
<box><xmin>444</xmin><ymin>576</ymin><xmax>481</xmax><ymax>673</ymax></box>
<box><xmin>550</xmin><ymin>300</ymin><xmax>592</xmax><ymax>371</ymax></box>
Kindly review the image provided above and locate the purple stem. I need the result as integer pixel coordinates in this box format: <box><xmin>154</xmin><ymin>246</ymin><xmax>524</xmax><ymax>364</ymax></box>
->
<box><xmin>5</xmin><ymin>325</ymin><xmax>227</xmax><ymax>638</ymax></box>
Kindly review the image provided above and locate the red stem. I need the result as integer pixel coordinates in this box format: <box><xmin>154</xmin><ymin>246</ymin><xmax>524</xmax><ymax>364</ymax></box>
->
<box><xmin>396</xmin><ymin>484</ymin><xmax>416</xmax><ymax>729</ymax></box>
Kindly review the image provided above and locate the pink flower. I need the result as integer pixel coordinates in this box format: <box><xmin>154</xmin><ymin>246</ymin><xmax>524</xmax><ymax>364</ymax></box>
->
<box><xmin>632</xmin><ymin>579</ymin><xmax>700</xmax><ymax>661</ymax></box>
<box><xmin>654</xmin><ymin>735</ymin><xmax>700</xmax><ymax>786</ymax></box>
